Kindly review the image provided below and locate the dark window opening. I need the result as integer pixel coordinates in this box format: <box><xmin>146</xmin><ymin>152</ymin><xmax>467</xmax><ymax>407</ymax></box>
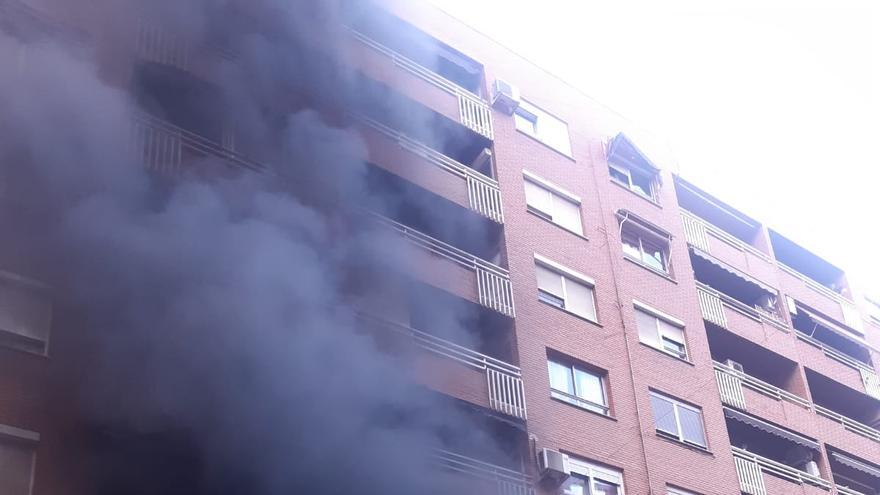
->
<box><xmin>806</xmin><ymin>369</ymin><xmax>880</xmax><ymax>430</ymax></box>
<box><xmin>768</xmin><ymin>229</ymin><xmax>849</xmax><ymax>296</ymax></box>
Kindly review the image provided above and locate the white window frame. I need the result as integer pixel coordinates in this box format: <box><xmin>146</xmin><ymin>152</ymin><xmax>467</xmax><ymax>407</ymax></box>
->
<box><xmin>547</xmin><ymin>359</ymin><xmax>609</xmax><ymax>415</ymax></box>
<box><xmin>565</xmin><ymin>457</ymin><xmax>624</xmax><ymax>495</ymax></box>
<box><xmin>621</xmin><ymin>228</ymin><xmax>669</xmax><ymax>274</ymax></box>
<box><xmin>0</xmin><ymin>423</ymin><xmax>39</xmax><ymax>495</ymax></box>
<box><xmin>634</xmin><ymin>301</ymin><xmax>687</xmax><ymax>360</ymax></box>
<box><xmin>0</xmin><ymin>271</ymin><xmax>53</xmax><ymax>356</ymax></box>
<box><xmin>649</xmin><ymin>391</ymin><xmax>707</xmax><ymax>448</ymax></box>
<box><xmin>523</xmin><ymin>171</ymin><xmax>583</xmax><ymax>235</ymax></box>
<box><xmin>667</xmin><ymin>487</ymin><xmax>700</xmax><ymax>495</ymax></box>
<box><xmin>515</xmin><ymin>99</ymin><xmax>573</xmax><ymax>156</ymax></box>
<box><xmin>534</xmin><ymin>254</ymin><xmax>597</xmax><ymax>322</ymax></box>
<box><xmin>609</xmin><ymin>162</ymin><xmax>656</xmax><ymax>201</ymax></box>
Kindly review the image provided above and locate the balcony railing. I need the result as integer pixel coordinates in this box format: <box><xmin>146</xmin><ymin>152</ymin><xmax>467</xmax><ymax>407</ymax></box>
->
<box><xmin>349</xmin><ymin>29</ymin><xmax>494</xmax><ymax>140</ymax></box>
<box><xmin>814</xmin><ymin>405</ymin><xmax>880</xmax><ymax>444</ymax></box>
<box><xmin>361</xmin><ymin>314</ymin><xmax>526</xmax><ymax>419</ymax></box>
<box><xmin>360</xmin><ymin>117</ymin><xmax>504</xmax><ymax>223</ymax></box>
<box><xmin>713</xmin><ymin>362</ymin><xmax>812</xmax><ymax>411</ymax></box>
<box><xmin>680</xmin><ymin>210</ymin><xmax>771</xmax><ymax>262</ymax></box>
<box><xmin>779</xmin><ymin>263</ymin><xmax>863</xmax><ymax>332</ymax></box>
<box><xmin>836</xmin><ymin>485</ymin><xmax>869</xmax><ymax>495</ymax></box>
<box><xmin>372</xmin><ymin>215</ymin><xmax>515</xmax><ymax>318</ymax></box>
<box><xmin>695</xmin><ymin>283</ymin><xmax>788</xmax><ymax>331</ymax></box>
<box><xmin>434</xmin><ymin>449</ymin><xmax>534</xmax><ymax>495</ymax></box>
<box><xmin>793</xmin><ymin>330</ymin><xmax>879</xmax><ymax>399</ymax></box>
<box><xmin>135</xmin><ymin>18</ymin><xmax>237</xmax><ymax>72</ymax></box>
<box><xmin>130</xmin><ymin>113</ymin><xmax>266</xmax><ymax>174</ymax></box>
<box><xmin>732</xmin><ymin>447</ymin><xmax>832</xmax><ymax>493</ymax></box>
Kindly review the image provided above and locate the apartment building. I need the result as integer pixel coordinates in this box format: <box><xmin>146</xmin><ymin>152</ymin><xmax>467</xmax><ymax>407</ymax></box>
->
<box><xmin>1</xmin><ymin>0</ymin><xmax>879</xmax><ymax>494</ymax></box>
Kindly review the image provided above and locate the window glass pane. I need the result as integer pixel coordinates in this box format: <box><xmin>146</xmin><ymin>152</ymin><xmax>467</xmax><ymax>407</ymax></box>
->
<box><xmin>678</xmin><ymin>406</ymin><xmax>706</xmax><ymax>446</ymax></box>
<box><xmin>650</xmin><ymin>393</ymin><xmax>678</xmax><ymax>435</ymax></box>
<box><xmin>548</xmin><ymin>360</ymin><xmax>575</xmax><ymax>395</ymax></box>
<box><xmin>524</xmin><ymin>180</ymin><xmax>554</xmax><ymax>216</ymax></box>
<box><xmin>565</xmin><ymin>280</ymin><xmax>596</xmax><ymax>321</ymax></box>
<box><xmin>536</xmin><ymin>265</ymin><xmax>564</xmax><ymax>298</ymax></box>
<box><xmin>635</xmin><ymin>310</ymin><xmax>660</xmax><ymax>347</ymax></box>
<box><xmin>662</xmin><ymin>337</ymin><xmax>686</xmax><ymax>358</ymax></box>
<box><xmin>0</xmin><ymin>440</ymin><xmax>33</xmax><ymax>495</ymax></box>
<box><xmin>658</xmin><ymin>320</ymin><xmax>685</xmax><ymax>350</ymax></box>
<box><xmin>640</xmin><ymin>239</ymin><xmax>666</xmax><ymax>272</ymax></box>
<box><xmin>514</xmin><ymin>109</ymin><xmax>538</xmax><ymax>136</ymax></box>
<box><xmin>553</xmin><ymin>197</ymin><xmax>583</xmax><ymax>235</ymax></box>
<box><xmin>621</xmin><ymin>232</ymin><xmax>641</xmax><ymax>260</ymax></box>
<box><xmin>573</xmin><ymin>368</ymin><xmax>604</xmax><ymax>406</ymax></box>
<box><xmin>609</xmin><ymin>165</ymin><xmax>629</xmax><ymax>185</ymax></box>
<box><xmin>539</xmin><ymin>113</ymin><xmax>572</xmax><ymax>156</ymax></box>
<box><xmin>562</xmin><ymin>477</ymin><xmax>587</xmax><ymax>495</ymax></box>
<box><xmin>593</xmin><ymin>480</ymin><xmax>620</xmax><ymax>495</ymax></box>
<box><xmin>630</xmin><ymin>171</ymin><xmax>653</xmax><ymax>198</ymax></box>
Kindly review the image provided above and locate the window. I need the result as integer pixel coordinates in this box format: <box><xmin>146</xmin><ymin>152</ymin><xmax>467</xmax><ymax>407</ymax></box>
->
<box><xmin>667</xmin><ymin>487</ymin><xmax>699</xmax><ymax>495</ymax></box>
<box><xmin>514</xmin><ymin>100</ymin><xmax>572</xmax><ymax>156</ymax></box>
<box><xmin>535</xmin><ymin>259</ymin><xmax>597</xmax><ymax>321</ymax></box>
<box><xmin>0</xmin><ymin>275</ymin><xmax>52</xmax><ymax>355</ymax></box>
<box><xmin>524</xmin><ymin>174</ymin><xmax>583</xmax><ymax>235</ymax></box>
<box><xmin>649</xmin><ymin>391</ymin><xmax>707</xmax><ymax>448</ymax></box>
<box><xmin>609</xmin><ymin>163</ymin><xmax>655</xmax><ymax>200</ymax></box>
<box><xmin>564</xmin><ymin>457</ymin><xmax>624</xmax><ymax>495</ymax></box>
<box><xmin>0</xmin><ymin>437</ymin><xmax>35</xmax><ymax>495</ymax></box>
<box><xmin>622</xmin><ymin>230</ymin><xmax>668</xmax><ymax>273</ymax></box>
<box><xmin>548</xmin><ymin>358</ymin><xmax>608</xmax><ymax>415</ymax></box>
<box><xmin>635</xmin><ymin>306</ymin><xmax>687</xmax><ymax>360</ymax></box>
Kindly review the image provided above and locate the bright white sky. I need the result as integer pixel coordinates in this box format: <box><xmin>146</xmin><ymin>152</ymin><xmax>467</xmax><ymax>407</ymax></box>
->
<box><xmin>428</xmin><ymin>0</ymin><xmax>880</xmax><ymax>299</ymax></box>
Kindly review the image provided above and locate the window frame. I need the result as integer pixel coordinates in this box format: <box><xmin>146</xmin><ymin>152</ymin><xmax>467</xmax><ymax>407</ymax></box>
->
<box><xmin>609</xmin><ymin>162</ymin><xmax>656</xmax><ymax>201</ymax></box>
<box><xmin>534</xmin><ymin>256</ymin><xmax>598</xmax><ymax>322</ymax></box>
<box><xmin>621</xmin><ymin>228</ymin><xmax>670</xmax><ymax>275</ymax></box>
<box><xmin>523</xmin><ymin>172</ymin><xmax>584</xmax><ymax>235</ymax></box>
<box><xmin>547</xmin><ymin>358</ymin><xmax>609</xmax><ymax>416</ymax></box>
<box><xmin>634</xmin><ymin>303</ymin><xmax>688</xmax><ymax>361</ymax></box>
<box><xmin>514</xmin><ymin>99</ymin><xmax>573</xmax><ymax>156</ymax></box>
<box><xmin>0</xmin><ymin>423</ymin><xmax>39</xmax><ymax>495</ymax></box>
<box><xmin>649</xmin><ymin>391</ymin><xmax>708</xmax><ymax>449</ymax></box>
<box><xmin>667</xmin><ymin>487</ymin><xmax>700</xmax><ymax>495</ymax></box>
<box><xmin>565</xmin><ymin>457</ymin><xmax>625</xmax><ymax>495</ymax></box>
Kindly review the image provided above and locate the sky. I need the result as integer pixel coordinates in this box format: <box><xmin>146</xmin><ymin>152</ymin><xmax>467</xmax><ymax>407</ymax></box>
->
<box><xmin>427</xmin><ymin>0</ymin><xmax>880</xmax><ymax>300</ymax></box>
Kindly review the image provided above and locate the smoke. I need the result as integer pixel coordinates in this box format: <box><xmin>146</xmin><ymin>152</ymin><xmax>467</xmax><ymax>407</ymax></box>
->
<box><xmin>0</xmin><ymin>0</ymin><xmax>519</xmax><ymax>493</ymax></box>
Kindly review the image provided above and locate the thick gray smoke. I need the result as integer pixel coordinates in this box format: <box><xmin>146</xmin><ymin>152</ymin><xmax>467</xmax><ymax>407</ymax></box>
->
<box><xmin>0</xmin><ymin>0</ymin><xmax>517</xmax><ymax>493</ymax></box>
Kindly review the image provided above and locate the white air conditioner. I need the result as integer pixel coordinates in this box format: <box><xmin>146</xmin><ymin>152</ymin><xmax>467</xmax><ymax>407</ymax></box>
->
<box><xmin>725</xmin><ymin>359</ymin><xmax>744</xmax><ymax>373</ymax></box>
<box><xmin>538</xmin><ymin>448</ymin><xmax>570</xmax><ymax>487</ymax></box>
<box><xmin>491</xmin><ymin>79</ymin><xmax>521</xmax><ymax>115</ymax></box>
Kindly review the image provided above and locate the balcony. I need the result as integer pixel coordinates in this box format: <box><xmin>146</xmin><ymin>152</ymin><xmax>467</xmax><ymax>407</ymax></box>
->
<box><xmin>346</xmin><ymin>9</ymin><xmax>493</xmax><ymax>140</ymax></box>
<box><xmin>371</xmin><ymin>214</ymin><xmax>513</xmax><ymax>317</ymax></box>
<box><xmin>807</xmin><ymin>369</ymin><xmax>880</xmax><ymax>457</ymax></box>
<box><xmin>695</xmin><ymin>281</ymin><xmax>788</xmax><ymax>353</ymax></box>
<box><xmin>769</xmin><ymin>229</ymin><xmax>859</xmax><ymax>326</ymax></box>
<box><xmin>828</xmin><ymin>448</ymin><xmax>880</xmax><ymax>495</ymax></box>
<box><xmin>435</xmin><ymin>450</ymin><xmax>534</xmax><ymax>495</ymax></box>
<box><xmin>357</xmin><ymin>117</ymin><xmax>503</xmax><ymax>223</ymax></box>
<box><xmin>792</xmin><ymin>302</ymin><xmax>879</xmax><ymax>398</ymax></box>
<box><xmin>733</xmin><ymin>447</ymin><xmax>831</xmax><ymax>495</ymax></box>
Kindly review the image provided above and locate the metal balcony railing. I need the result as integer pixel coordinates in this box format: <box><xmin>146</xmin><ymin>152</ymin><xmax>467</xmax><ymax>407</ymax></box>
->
<box><xmin>836</xmin><ymin>485</ymin><xmax>869</xmax><ymax>495</ymax></box>
<box><xmin>372</xmin><ymin>214</ymin><xmax>514</xmax><ymax>318</ymax></box>
<box><xmin>434</xmin><ymin>449</ymin><xmax>534</xmax><ymax>495</ymax></box>
<box><xmin>732</xmin><ymin>447</ymin><xmax>832</xmax><ymax>493</ymax></box>
<box><xmin>134</xmin><ymin>18</ymin><xmax>237</xmax><ymax>72</ymax></box>
<box><xmin>793</xmin><ymin>330</ymin><xmax>875</xmax><ymax>373</ymax></box>
<box><xmin>360</xmin><ymin>117</ymin><xmax>504</xmax><ymax>223</ymax></box>
<box><xmin>361</xmin><ymin>314</ymin><xmax>526</xmax><ymax>419</ymax></box>
<box><xmin>680</xmin><ymin>210</ymin><xmax>771</xmax><ymax>261</ymax></box>
<box><xmin>814</xmin><ymin>405</ymin><xmax>880</xmax><ymax>444</ymax></box>
<box><xmin>695</xmin><ymin>283</ymin><xmax>788</xmax><ymax>331</ymax></box>
<box><xmin>130</xmin><ymin>113</ymin><xmax>266</xmax><ymax>174</ymax></box>
<box><xmin>713</xmin><ymin>362</ymin><xmax>812</xmax><ymax>411</ymax></box>
<box><xmin>349</xmin><ymin>29</ymin><xmax>494</xmax><ymax>140</ymax></box>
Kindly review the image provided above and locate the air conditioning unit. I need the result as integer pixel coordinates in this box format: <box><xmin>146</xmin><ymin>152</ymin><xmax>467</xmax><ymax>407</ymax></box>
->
<box><xmin>538</xmin><ymin>448</ymin><xmax>570</xmax><ymax>487</ymax></box>
<box><xmin>725</xmin><ymin>359</ymin><xmax>744</xmax><ymax>373</ymax></box>
<box><xmin>491</xmin><ymin>79</ymin><xmax>521</xmax><ymax>115</ymax></box>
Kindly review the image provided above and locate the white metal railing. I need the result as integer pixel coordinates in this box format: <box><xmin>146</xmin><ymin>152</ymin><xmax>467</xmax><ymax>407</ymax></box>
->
<box><xmin>373</xmin><ymin>214</ymin><xmax>514</xmax><ymax>318</ymax></box>
<box><xmin>733</xmin><ymin>452</ymin><xmax>767</xmax><ymax>495</ymax></box>
<box><xmin>836</xmin><ymin>485</ymin><xmax>869</xmax><ymax>495</ymax></box>
<box><xmin>359</xmin><ymin>117</ymin><xmax>504</xmax><ymax>223</ymax></box>
<box><xmin>814</xmin><ymin>404</ymin><xmax>880</xmax><ymax>443</ymax></box>
<box><xmin>860</xmin><ymin>368</ymin><xmax>880</xmax><ymax>400</ymax></box>
<box><xmin>714</xmin><ymin>366</ymin><xmax>746</xmax><ymax>410</ymax></box>
<box><xmin>349</xmin><ymin>29</ymin><xmax>494</xmax><ymax>140</ymax></box>
<box><xmin>714</xmin><ymin>362</ymin><xmax>811</xmax><ymax>409</ymax></box>
<box><xmin>681</xmin><ymin>210</ymin><xmax>771</xmax><ymax>261</ymax></box>
<box><xmin>696</xmin><ymin>284</ymin><xmax>727</xmax><ymax>328</ymax></box>
<box><xmin>135</xmin><ymin>19</ymin><xmax>190</xmax><ymax>70</ymax></box>
<box><xmin>361</xmin><ymin>313</ymin><xmax>525</xmax><ymax>419</ymax></box>
<box><xmin>794</xmin><ymin>330</ymin><xmax>874</xmax><ymax>373</ymax></box>
<box><xmin>434</xmin><ymin>449</ymin><xmax>534</xmax><ymax>495</ymax></box>
<box><xmin>778</xmin><ymin>262</ymin><xmax>854</xmax><ymax>305</ymax></box>
<box><xmin>130</xmin><ymin>113</ymin><xmax>266</xmax><ymax>174</ymax></box>
<box><xmin>733</xmin><ymin>447</ymin><xmax>832</xmax><ymax>491</ymax></box>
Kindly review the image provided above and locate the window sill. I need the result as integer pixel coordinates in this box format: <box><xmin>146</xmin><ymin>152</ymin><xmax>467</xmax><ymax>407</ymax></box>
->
<box><xmin>638</xmin><ymin>342</ymin><xmax>694</xmax><ymax>366</ymax></box>
<box><xmin>550</xmin><ymin>395</ymin><xmax>617</xmax><ymax>421</ymax></box>
<box><xmin>526</xmin><ymin>209</ymin><xmax>589</xmax><ymax>241</ymax></box>
<box><xmin>655</xmin><ymin>431</ymin><xmax>713</xmax><ymax>456</ymax></box>
<box><xmin>538</xmin><ymin>299</ymin><xmax>602</xmax><ymax>327</ymax></box>
<box><xmin>515</xmin><ymin>129</ymin><xmax>576</xmax><ymax>162</ymax></box>
<box><xmin>609</xmin><ymin>178</ymin><xmax>661</xmax><ymax>207</ymax></box>
<box><xmin>623</xmin><ymin>255</ymin><xmax>677</xmax><ymax>283</ymax></box>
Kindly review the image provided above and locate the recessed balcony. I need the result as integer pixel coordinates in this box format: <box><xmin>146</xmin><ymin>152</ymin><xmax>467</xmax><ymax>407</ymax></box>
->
<box><xmin>807</xmin><ymin>369</ymin><xmax>880</xmax><ymax>457</ymax></box>
<box><xmin>828</xmin><ymin>448</ymin><xmax>880</xmax><ymax>495</ymax></box>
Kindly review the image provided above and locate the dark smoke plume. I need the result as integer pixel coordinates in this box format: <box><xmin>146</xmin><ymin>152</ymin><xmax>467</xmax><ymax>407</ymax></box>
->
<box><xmin>0</xmin><ymin>0</ymin><xmax>518</xmax><ymax>493</ymax></box>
